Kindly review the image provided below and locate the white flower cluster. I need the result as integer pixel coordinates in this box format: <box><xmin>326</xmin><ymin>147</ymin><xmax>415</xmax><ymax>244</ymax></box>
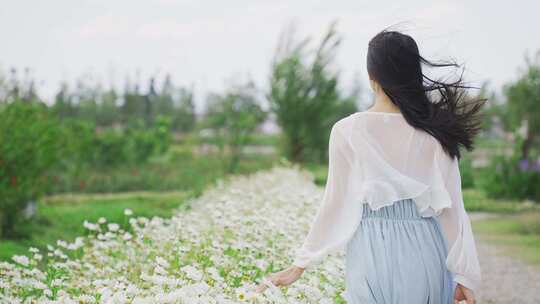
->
<box><xmin>0</xmin><ymin>167</ymin><xmax>346</xmax><ymax>303</ymax></box>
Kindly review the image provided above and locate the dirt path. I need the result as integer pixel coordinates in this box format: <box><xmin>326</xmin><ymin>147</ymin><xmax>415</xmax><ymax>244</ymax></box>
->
<box><xmin>470</xmin><ymin>214</ymin><xmax>540</xmax><ymax>304</ymax></box>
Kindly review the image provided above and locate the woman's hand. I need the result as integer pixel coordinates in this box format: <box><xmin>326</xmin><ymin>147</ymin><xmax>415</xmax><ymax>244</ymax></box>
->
<box><xmin>454</xmin><ymin>283</ymin><xmax>476</xmax><ymax>304</ymax></box>
<box><xmin>255</xmin><ymin>266</ymin><xmax>305</xmax><ymax>293</ymax></box>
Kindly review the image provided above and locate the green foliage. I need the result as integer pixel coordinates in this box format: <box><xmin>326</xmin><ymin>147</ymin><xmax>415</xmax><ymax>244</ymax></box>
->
<box><xmin>92</xmin><ymin>128</ymin><xmax>128</xmax><ymax>167</ymax></box>
<box><xmin>0</xmin><ymin>102</ymin><xmax>65</xmax><ymax>237</ymax></box>
<box><xmin>166</xmin><ymin>87</ymin><xmax>197</xmax><ymax>133</ymax></box>
<box><xmin>120</xmin><ymin>77</ymin><xmax>196</xmax><ymax>132</ymax></box>
<box><xmin>476</xmin><ymin>54</ymin><xmax>540</xmax><ymax>203</ymax></box>
<box><xmin>66</xmin><ymin>116</ymin><xmax>172</xmax><ymax>169</ymax></box>
<box><xmin>269</xmin><ymin>24</ymin><xmax>358</xmax><ymax>163</ymax></box>
<box><xmin>459</xmin><ymin>155</ymin><xmax>475</xmax><ymax>189</ymax></box>
<box><xmin>123</xmin><ymin>116</ymin><xmax>173</xmax><ymax>164</ymax></box>
<box><xmin>501</xmin><ymin>52</ymin><xmax>540</xmax><ymax>159</ymax></box>
<box><xmin>480</xmin><ymin>140</ymin><xmax>540</xmax><ymax>203</ymax></box>
<box><xmin>203</xmin><ymin>82</ymin><xmax>267</xmax><ymax>173</ymax></box>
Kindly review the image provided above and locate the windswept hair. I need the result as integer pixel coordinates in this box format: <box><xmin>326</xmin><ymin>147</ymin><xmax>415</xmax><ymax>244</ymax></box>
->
<box><xmin>367</xmin><ymin>30</ymin><xmax>486</xmax><ymax>159</ymax></box>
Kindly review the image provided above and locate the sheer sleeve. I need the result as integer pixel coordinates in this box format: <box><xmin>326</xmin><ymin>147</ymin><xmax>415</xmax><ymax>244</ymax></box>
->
<box><xmin>292</xmin><ymin>121</ymin><xmax>356</xmax><ymax>269</ymax></box>
<box><xmin>438</xmin><ymin>150</ymin><xmax>482</xmax><ymax>292</ymax></box>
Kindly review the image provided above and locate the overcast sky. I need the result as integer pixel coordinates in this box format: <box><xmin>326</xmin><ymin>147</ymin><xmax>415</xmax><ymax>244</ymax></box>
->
<box><xmin>1</xmin><ymin>0</ymin><xmax>539</xmax><ymax>109</ymax></box>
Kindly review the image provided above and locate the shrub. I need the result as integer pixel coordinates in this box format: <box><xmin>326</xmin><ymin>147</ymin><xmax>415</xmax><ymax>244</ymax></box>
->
<box><xmin>125</xmin><ymin>116</ymin><xmax>172</xmax><ymax>164</ymax></box>
<box><xmin>202</xmin><ymin>83</ymin><xmax>267</xmax><ymax>173</ymax></box>
<box><xmin>93</xmin><ymin>128</ymin><xmax>128</xmax><ymax>167</ymax></box>
<box><xmin>43</xmin><ymin>116</ymin><xmax>174</xmax><ymax>195</ymax></box>
<box><xmin>480</xmin><ymin>147</ymin><xmax>540</xmax><ymax>203</ymax></box>
<box><xmin>459</xmin><ymin>155</ymin><xmax>475</xmax><ymax>189</ymax></box>
<box><xmin>87</xmin><ymin>117</ymin><xmax>173</xmax><ymax>168</ymax></box>
<box><xmin>0</xmin><ymin>102</ymin><xmax>64</xmax><ymax>237</ymax></box>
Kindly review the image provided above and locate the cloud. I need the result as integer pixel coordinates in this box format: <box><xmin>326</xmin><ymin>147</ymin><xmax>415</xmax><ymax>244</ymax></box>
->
<box><xmin>77</xmin><ymin>15</ymin><xmax>134</xmax><ymax>38</ymax></box>
<box><xmin>137</xmin><ymin>19</ymin><xmax>196</xmax><ymax>40</ymax></box>
<box><xmin>411</xmin><ymin>1</ymin><xmax>460</xmax><ymax>23</ymax></box>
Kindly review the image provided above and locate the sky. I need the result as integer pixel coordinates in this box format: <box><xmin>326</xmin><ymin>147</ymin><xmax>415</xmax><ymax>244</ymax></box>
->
<box><xmin>1</xmin><ymin>0</ymin><xmax>539</xmax><ymax>111</ymax></box>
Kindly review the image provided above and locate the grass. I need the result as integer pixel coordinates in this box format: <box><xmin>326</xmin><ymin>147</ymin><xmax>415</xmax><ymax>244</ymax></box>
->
<box><xmin>462</xmin><ymin>189</ymin><xmax>538</xmax><ymax>213</ymax></box>
<box><xmin>0</xmin><ymin>149</ymin><xmax>280</xmax><ymax>261</ymax></box>
<box><xmin>0</xmin><ymin>191</ymin><xmax>192</xmax><ymax>261</ymax></box>
<box><xmin>472</xmin><ymin>212</ymin><xmax>540</xmax><ymax>265</ymax></box>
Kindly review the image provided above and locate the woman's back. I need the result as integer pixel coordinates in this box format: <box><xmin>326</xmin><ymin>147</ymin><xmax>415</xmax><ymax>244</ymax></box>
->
<box><xmin>351</xmin><ymin>111</ymin><xmax>435</xmax><ymax>174</ymax></box>
<box><xmin>336</xmin><ymin>111</ymin><xmax>455</xmax><ymax>217</ymax></box>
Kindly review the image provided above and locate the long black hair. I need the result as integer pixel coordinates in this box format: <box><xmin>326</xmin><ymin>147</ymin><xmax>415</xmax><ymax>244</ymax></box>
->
<box><xmin>366</xmin><ymin>30</ymin><xmax>485</xmax><ymax>159</ymax></box>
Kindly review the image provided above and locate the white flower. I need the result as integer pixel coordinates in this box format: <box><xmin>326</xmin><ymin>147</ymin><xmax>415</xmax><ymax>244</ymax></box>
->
<box><xmin>78</xmin><ymin>294</ymin><xmax>96</xmax><ymax>302</ymax></box>
<box><xmin>255</xmin><ymin>259</ymin><xmax>267</xmax><ymax>270</ymax></box>
<box><xmin>320</xmin><ymin>297</ymin><xmax>334</xmax><ymax>304</ymax></box>
<box><xmin>155</xmin><ymin>256</ymin><xmax>170</xmax><ymax>268</ymax></box>
<box><xmin>83</xmin><ymin>220</ymin><xmax>99</xmax><ymax>231</ymax></box>
<box><xmin>236</xmin><ymin>288</ymin><xmax>248</xmax><ymax>301</ymax></box>
<box><xmin>180</xmin><ymin>265</ymin><xmax>203</xmax><ymax>281</ymax></box>
<box><xmin>12</xmin><ymin>255</ymin><xmax>29</xmax><ymax>267</ymax></box>
<box><xmin>154</xmin><ymin>266</ymin><xmax>168</xmax><ymax>276</ymax></box>
<box><xmin>107</xmin><ymin>223</ymin><xmax>120</xmax><ymax>232</ymax></box>
<box><xmin>98</xmin><ymin>217</ymin><xmax>107</xmax><ymax>224</ymax></box>
<box><xmin>124</xmin><ymin>209</ymin><xmax>133</xmax><ymax>216</ymax></box>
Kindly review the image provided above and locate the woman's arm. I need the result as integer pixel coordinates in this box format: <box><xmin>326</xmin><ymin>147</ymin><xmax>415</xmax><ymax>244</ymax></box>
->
<box><xmin>256</xmin><ymin>120</ymin><xmax>354</xmax><ymax>292</ymax></box>
<box><xmin>438</xmin><ymin>152</ymin><xmax>482</xmax><ymax>294</ymax></box>
<box><xmin>291</xmin><ymin>121</ymin><xmax>354</xmax><ymax>269</ymax></box>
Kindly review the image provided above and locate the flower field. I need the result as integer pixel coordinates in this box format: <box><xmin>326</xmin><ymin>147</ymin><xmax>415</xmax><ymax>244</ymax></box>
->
<box><xmin>0</xmin><ymin>167</ymin><xmax>346</xmax><ymax>303</ymax></box>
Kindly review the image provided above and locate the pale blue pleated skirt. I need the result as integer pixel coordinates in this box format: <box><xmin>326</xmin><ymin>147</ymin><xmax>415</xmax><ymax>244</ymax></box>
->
<box><xmin>344</xmin><ymin>198</ymin><xmax>456</xmax><ymax>304</ymax></box>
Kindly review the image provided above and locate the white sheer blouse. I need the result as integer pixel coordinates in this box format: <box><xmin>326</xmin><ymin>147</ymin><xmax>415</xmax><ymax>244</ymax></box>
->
<box><xmin>292</xmin><ymin>111</ymin><xmax>482</xmax><ymax>292</ymax></box>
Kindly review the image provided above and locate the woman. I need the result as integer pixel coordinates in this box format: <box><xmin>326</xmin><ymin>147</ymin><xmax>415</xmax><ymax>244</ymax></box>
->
<box><xmin>256</xmin><ymin>30</ymin><xmax>483</xmax><ymax>304</ymax></box>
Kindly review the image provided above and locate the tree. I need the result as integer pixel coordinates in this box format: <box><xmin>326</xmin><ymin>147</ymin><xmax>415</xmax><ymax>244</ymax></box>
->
<box><xmin>121</xmin><ymin>81</ymin><xmax>146</xmax><ymax>124</ymax></box>
<box><xmin>96</xmin><ymin>88</ymin><xmax>120</xmax><ymax>127</ymax></box>
<box><xmin>172</xmin><ymin>87</ymin><xmax>196</xmax><ymax>133</ymax></box>
<box><xmin>0</xmin><ymin>102</ymin><xmax>64</xmax><ymax>238</ymax></box>
<box><xmin>51</xmin><ymin>83</ymin><xmax>78</xmax><ymax>120</ymax></box>
<box><xmin>154</xmin><ymin>76</ymin><xmax>175</xmax><ymax>122</ymax></box>
<box><xmin>503</xmin><ymin>52</ymin><xmax>540</xmax><ymax>159</ymax></box>
<box><xmin>268</xmin><ymin>23</ymin><xmax>358</xmax><ymax>163</ymax></box>
<box><xmin>203</xmin><ymin>82</ymin><xmax>267</xmax><ymax>173</ymax></box>
<box><xmin>159</xmin><ymin>75</ymin><xmax>196</xmax><ymax>132</ymax></box>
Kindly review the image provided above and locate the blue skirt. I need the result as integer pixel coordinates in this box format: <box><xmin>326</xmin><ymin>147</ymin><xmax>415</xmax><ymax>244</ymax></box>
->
<box><xmin>344</xmin><ymin>199</ymin><xmax>456</xmax><ymax>304</ymax></box>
